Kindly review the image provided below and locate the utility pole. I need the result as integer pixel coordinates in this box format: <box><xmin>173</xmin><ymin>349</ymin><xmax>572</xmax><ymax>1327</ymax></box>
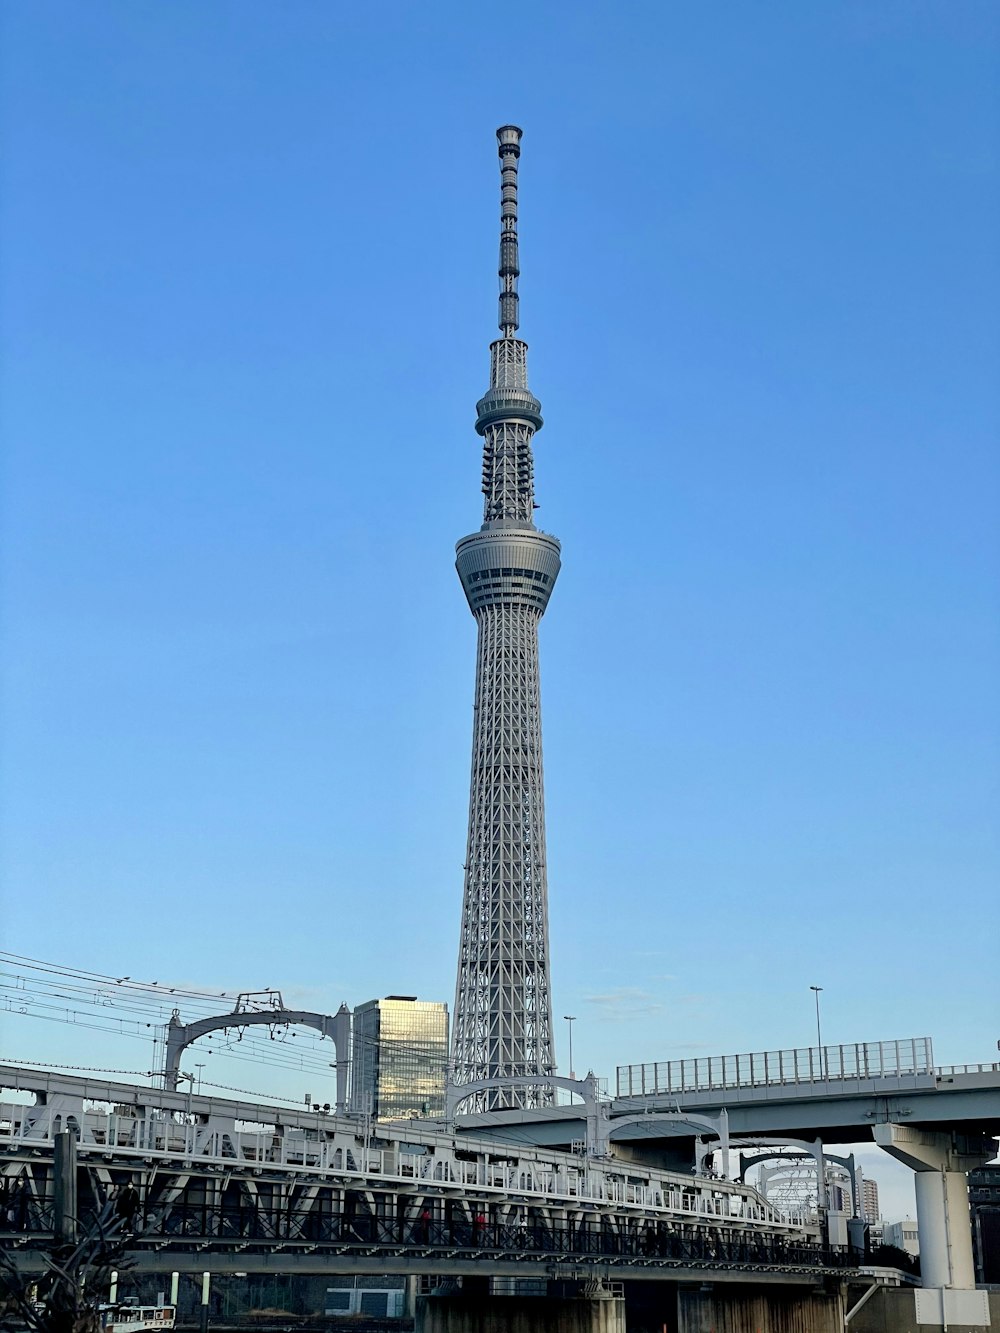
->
<box><xmin>53</xmin><ymin>1130</ymin><xmax>78</xmax><ymax>1243</ymax></box>
<box><xmin>564</xmin><ymin>1015</ymin><xmax>576</xmax><ymax>1081</ymax></box>
<box><xmin>809</xmin><ymin>986</ymin><xmax>825</xmax><ymax>1078</ymax></box>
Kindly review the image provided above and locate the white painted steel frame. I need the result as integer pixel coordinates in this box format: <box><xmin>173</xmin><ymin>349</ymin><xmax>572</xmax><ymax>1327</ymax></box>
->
<box><xmin>0</xmin><ymin>1082</ymin><xmax>814</xmax><ymax>1236</ymax></box>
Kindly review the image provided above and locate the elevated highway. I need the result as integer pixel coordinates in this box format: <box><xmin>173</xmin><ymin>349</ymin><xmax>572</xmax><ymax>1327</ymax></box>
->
<box><xmin>449</xmin><ymin>1040</ymin><xmax>1000</xmax><ymax>1159</ymax></box>
<box><xmin>443</xmin><ymin>1037</ymin><xmax>999</xmax><ymax>1317</ymax></box>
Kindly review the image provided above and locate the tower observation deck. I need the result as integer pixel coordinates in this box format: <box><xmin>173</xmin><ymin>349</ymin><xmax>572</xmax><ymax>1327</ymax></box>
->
<box><xmin>451</xmin><ymin>127</ymin><xmax>560</xmax><ymax>1109</ymax></box>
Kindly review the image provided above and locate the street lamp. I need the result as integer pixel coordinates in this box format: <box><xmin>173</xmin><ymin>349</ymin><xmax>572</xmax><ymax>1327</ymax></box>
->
<box><xmin>809</xmin><ymin>987</ymin><xmax>825</xmax><ymax>1079</ymax></box>
<box><xmin>563</xmin><ymin>1016</ymin><xmax>576</xmax><ymax>1081</ymax></box>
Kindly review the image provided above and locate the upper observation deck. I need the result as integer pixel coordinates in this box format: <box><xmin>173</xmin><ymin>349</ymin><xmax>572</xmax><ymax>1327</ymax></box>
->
<box><xmin>456</xmin><ymin>523</ymin><xmax>561</xmax><ymax>614</ymax></box>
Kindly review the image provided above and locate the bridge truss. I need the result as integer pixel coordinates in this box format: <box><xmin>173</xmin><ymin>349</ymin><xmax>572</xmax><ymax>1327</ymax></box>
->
<box><xmin>0</xmin><ymin>1066</ymin><xmax>850</xmax><ymax>1281</ymax></box>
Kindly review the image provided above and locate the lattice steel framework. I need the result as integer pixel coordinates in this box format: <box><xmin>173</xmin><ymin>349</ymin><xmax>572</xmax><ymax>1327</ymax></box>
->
<box><xmin>451</xmin><ymin>127</ymin><xmax>561</xmax><ymax>1109</ymax></box>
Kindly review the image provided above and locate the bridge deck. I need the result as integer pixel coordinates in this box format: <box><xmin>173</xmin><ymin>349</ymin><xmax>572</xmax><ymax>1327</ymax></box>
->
<box><xmin>0</xmin><ymin>1064</ymin><xmax>858</xmax><ymax>1286</ymax></box>
<box><xmin>452</xmin><ymin>1066</ymin><xmax>1000</xmax><ymax>1150</ymax></box>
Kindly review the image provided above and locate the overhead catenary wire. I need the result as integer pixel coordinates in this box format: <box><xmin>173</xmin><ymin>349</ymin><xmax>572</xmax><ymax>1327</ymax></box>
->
<box><xmin>0</xmin><ymin>954</ymin><xmax>450</xmax><ymax>1063</ymax></box>
<box><xmin>0</xmin><ymin>951</ymin><xmax>241</xmax><ymax>1002</ymax></box>
<box><xmin>2</xmin><ymin>998</ymin><xmax>347</xmax><ymax>1078</ymax></box>
<box><xmin>0</xmin><ymin>952</ymin><xmax>453</xmax><ymax>1094</ymax></box>
<box><xmin>2</xmin><ymin>953</ymin><xmax>427</xmax><ymax>1032</ymax></box>
<box><xmin>2</xmin><ymin>1005</ymin><xmax>343</xmax><ymax>1080</ymax></box>
<box><xmin>2</xmin><ymin>982</ymin><xmax>445</xmax><ymax>1074</ymax></box>
<box><xmin>0</xmin><ymin>1058</ymin><xmax>340</xmax><ymax>1108</ymax></box>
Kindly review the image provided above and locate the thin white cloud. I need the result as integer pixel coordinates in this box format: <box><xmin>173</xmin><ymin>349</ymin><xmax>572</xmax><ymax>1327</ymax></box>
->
<box><xmin>583</xmin><ymin>988</ymin><xmax>666</xmax><ymax>1020</ymax></box>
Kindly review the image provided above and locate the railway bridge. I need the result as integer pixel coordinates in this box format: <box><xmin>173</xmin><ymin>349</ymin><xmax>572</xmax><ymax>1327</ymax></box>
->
<box><xmin>0</xmin><ymin>1065</ymin><xmax>831</xmax><ymax>1275</ymax></box>
<box><xmin>1</xmin><ymin>1065</ymin><xmax>859</xmax><ymax>1331</ymax></box>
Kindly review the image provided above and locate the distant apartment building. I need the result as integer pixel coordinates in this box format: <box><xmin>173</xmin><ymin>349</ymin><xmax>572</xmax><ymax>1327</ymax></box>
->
<box><xmin>860</xmin><ymin>1174</ymin><xmax>880</xmax><ymax>1222</ymax></box>
<box><xmin>829</xmin><ymin>1179</ymin><xmax>852</xmax><ymax>1213</ymax></box>
<box><xmin>884</xmin><ymin>1218</ymin><xmax>920</xmax><ymax>1258</ymax></box>
<box><xmin>350</xmin><ymin>996</ymin><xmax>448</xmax><ymax>1121</ymax></box>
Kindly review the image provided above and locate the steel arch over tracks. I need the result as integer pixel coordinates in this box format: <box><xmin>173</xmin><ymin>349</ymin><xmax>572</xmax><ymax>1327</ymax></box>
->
<box><xmin>162</xmin><ymin>1006</ymin><xmax>351</xmax><ymax>1110</ymax></box>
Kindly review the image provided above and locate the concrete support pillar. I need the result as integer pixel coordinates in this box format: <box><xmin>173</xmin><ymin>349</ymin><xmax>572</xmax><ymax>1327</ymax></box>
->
<box><xmin>403</xmin><ymin>1277</ymin><xmax>418</xmax><ymax>1319</ymax></box>
<box><xmin>913</xmin><ymin>1169</ymin><xmax>977</xmax><ymax>1288</ymax></box>
<box><xmin>874</xmin><ymin>1124</ymin><xmax>991</xmax><ymax>1290</ymax></box>
<box><xmin>416</xmin><ymin>1290</ymin><xmax>624</xmax><ymax>1333</ymax></box>
<box><xmin>677</xmin><ymin>1285</ymin><xmax>844</xmax><ymax>1333</ymax></box>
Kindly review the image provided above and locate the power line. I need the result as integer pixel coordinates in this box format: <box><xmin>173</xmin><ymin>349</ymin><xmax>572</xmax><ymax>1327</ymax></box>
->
<box><xmin>1</xmin><ymin>1061</ymin><xmax>156</xmax><ymax>1076</ymax></box>
<box><xmin>0</xmin><ymin>1059</ymin><xmax>337</xmax><ymax>1108</ymax></box>
<box><xmin>0</xmin><ymin>951</ymin><xmax>239</xmax><ymax>1004</ymax></box>
<box><xmin>1</xmin><ymin>952</ymin><xmax>454</xmax><ymax>1098</ymax></box>
<box><xmin>3</xmin><ymin>1002</ymin><xmax>342</xmax><ymax>1077</ymax></box>
<box><xmin>1</xmin><ymin>957</ymin><xmax>449</xmax><ymax>1066</ymax></box>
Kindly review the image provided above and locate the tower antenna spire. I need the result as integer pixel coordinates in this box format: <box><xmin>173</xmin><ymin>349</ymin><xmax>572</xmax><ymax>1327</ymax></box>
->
<box><xmin>496</xmin><ymin>125</ymin><xmax>522</xmax><ymax>337</ymax></box>
<box><xmin>473</xmin><ymin>127</ymin><xmax>543</xmax><ymax>526</ymax></box>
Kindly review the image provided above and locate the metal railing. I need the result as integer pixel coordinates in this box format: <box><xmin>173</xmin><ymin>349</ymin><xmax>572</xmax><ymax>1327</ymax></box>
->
<box><xmin>617</xmin><ymin>1038</ymin><xmax>935</xmax><ymax>1098</ymax></box>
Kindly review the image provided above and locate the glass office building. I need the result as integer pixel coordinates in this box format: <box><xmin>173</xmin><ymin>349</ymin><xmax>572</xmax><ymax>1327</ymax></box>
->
<box><xmin>350</xmin><ymin>996</ymin><xmax>449</xmax><ymax>1121</ymax></box>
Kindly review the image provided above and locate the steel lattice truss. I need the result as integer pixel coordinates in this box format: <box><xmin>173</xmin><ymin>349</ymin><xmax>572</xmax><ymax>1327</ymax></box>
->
<box><xmin>453</xmin><ymin>602</ymin><xmax>551</xmax><ymax>1097</ymax></box>
<box><xmin>451</xmin><ymin>128</ymin><xmax>560</xmax><ymax>1108</ymax></box>
<box><xmin>754</xmin><ymin>1161</ymin><xmax>851</xmax><ymax>1217</ymax></box>
<box><xmin>482</xmin><ymin>420</ymin><xmax>536</xmax><ymax>525</ymax></box>
<box><xmin>756</xmin><ymin>1163</ymin><xmax>823</xmax><ymax>1214</ymax></box>
<box><xmin>1</xmin><ymin>1069</ymin><xmax>827</xmax><ymax>1274</ymax></box>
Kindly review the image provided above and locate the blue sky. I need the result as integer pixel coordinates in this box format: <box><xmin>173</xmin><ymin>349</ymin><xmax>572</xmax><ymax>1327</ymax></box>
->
<box><xmin>1</xmin><ymin>2</ymin><xmax>997</xmax><ymax>1216</ymax></box>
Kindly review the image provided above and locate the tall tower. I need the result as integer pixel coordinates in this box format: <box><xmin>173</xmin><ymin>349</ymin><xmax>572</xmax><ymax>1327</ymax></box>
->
<box><xmin>451</xmin><ymin>126</ymin><xmax>560</xmax><ymax>1109</ymax></box>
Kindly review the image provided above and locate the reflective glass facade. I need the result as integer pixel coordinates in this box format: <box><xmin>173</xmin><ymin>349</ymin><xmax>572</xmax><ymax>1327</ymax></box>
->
<box><xmin>350</xmin><ymin>997</ymin><xmax>448</xmax><ymax>1121</ymax></box>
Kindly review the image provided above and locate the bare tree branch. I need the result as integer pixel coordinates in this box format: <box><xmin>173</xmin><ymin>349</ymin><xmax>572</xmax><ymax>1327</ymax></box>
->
<box><xmin>0</xmin><ymin>1205</ymin><xmax>134</xmax><ymax>1333</ymax></box>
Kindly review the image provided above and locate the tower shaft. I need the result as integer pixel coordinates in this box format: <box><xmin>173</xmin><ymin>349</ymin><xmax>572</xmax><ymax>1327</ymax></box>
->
<box><xmin>452</xmin><ymin>127</ymin><xmax>560</xmax><ymax>1110</ymax></box>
